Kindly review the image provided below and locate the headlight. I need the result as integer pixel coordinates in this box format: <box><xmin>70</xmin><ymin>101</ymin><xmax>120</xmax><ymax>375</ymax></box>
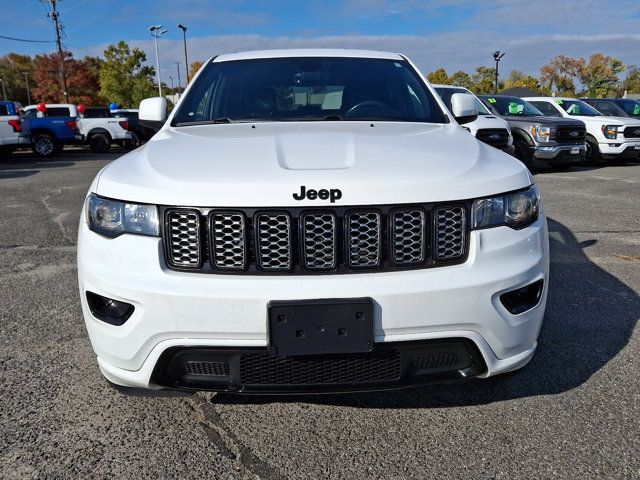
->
<box><xmin>87</xmin><ymin>193</ymin><xmax>159</xmax><ymax>238</ymax></box>
<box><xmin>472</xmin><ymin>185</ymin><xmax>540</xmax><ymax>230</ymax></box>
<box><xmin>601</xmin><ymin>125</ymin><xmax>618</xmax><ymax>139</ymax></box>
<box><xmin>530</xmin><ymin>125</ymin><xmax>551</xmax><ymax>143</ymax></box>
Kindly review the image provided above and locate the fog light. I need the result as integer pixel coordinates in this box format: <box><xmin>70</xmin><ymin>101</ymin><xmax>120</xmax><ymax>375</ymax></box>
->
<box><xmin>86</xmin><ymin>291</ymin><xmax>134</xmax><ymax>326</ymax></box>
<box><xmin>500</xmin><ymin>280</ymin><xmax>544</xmax><ymax>315</ymax></box>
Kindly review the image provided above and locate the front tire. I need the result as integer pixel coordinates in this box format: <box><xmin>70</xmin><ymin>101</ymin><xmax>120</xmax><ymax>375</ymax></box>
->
<box><xmin>32</xmin><ymin>133</ymin><xmax>58</xmax><ymax>158</ymax></box>
<box><xmin>89</xmin><ymin>133</ymin><xmax>111</xmax><ymax>153</ymax></box>
<box><xmin>584</xmin><ymin>138</ymin><xmax>601</xmax><ymax>166</ymax></box>
<box><xmin>514</xmin><ymin>139</ymin><xmax>533</xmax><ymax>168</ymax></box>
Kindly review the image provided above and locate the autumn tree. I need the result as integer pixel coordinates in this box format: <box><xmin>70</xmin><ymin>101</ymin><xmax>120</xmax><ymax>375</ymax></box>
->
<box><xmin>623</xmin><ymin>65</ymin><xmax>640</xmax><ymax>94</ymax></box>
<box><xmin>427</xmin><ymin>68</ymin><xmax>449</xmax><ymax>84</ymax></box>
<box><xmin>0</xmin><ymin>53</ymin><xmax>35</xmax><ymax>105</ymax></box>
<box><xmin>503</xmin><ymin>70</ymin><xmax>542</xmax><ymax>92</ymax></box>
<box><xmin>31</xmin><ymin>51</ymin><xmax>101</xmax><ymax>104</ymax></box>
<box><xmin>579</xmin><ymin>53</ymin><xmax>624</xmax><ymax>97</ymax></box>
<box><xmin>188</xmin><ymin>61</ymin><xmax>205</xmax><ymax>81</ymax></box>
<box><xmin>539</xmin><ymin>55</ymin><xmax>583</xmax><ymax>96</ymax></box>
<box><xmin>99</xmin><ymin>41</ymin><xmax>156</xmax><ymax>108</ymax></box>
<box><xmin>471</xmin><ymin>66</ymin><xmax>498</xmax><ymax>94</ymax></box>
<box><xmin>449</xmin><ymin>70</ymin><xmax>472</xmax><ymax>89</ymax></box>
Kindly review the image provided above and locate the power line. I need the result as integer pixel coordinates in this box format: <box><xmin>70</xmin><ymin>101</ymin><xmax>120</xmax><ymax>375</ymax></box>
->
<box><xmin>0</xmin><ymin>34</ymin><xmax>54</xmax><ymax>43</ymax></box>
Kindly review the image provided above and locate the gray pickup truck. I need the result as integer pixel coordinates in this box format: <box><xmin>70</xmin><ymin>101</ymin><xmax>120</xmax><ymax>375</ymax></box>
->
<box><xmin>479</xmin><ymin>95</ymin><xmax>586</xmax><ymax>169</ymax></box>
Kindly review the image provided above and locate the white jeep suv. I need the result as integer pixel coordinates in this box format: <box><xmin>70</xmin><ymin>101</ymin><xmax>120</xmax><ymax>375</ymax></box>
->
<box><xmin>78</xmin><ymin>49</ymin><xmax>549</xmax><ymax>394</ymax></box>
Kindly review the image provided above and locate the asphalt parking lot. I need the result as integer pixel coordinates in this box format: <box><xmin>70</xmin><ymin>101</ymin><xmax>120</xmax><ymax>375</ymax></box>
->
<box><xmin>1</xmin><ymin>150</ymin><xmax>639</xmax><ymax>479</ymax></box>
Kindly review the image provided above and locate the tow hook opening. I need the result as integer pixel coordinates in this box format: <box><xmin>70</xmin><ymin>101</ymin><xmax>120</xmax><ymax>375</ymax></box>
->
<box><xmin>86</xmin><ymin>291</ymin><xmax>134</xmax><ymax>326</ymax></box>
<box><xmin>500</xmin><ymin>279</ymin><xmax>544</xmax><ymax>315</ymax></box>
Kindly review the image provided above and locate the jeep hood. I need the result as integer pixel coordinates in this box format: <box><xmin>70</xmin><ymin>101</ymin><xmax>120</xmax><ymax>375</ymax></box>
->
<box><xmin>96</xmin><ymin>122</ymin><xmax>531</xmax><ymax>206</ymax></box>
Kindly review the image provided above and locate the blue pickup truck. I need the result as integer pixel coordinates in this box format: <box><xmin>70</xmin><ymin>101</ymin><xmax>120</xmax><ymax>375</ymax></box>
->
<box><xmin>22</xmin><ymin>104</ymin><xmax>84</xmax><ymax>157</ymax></box>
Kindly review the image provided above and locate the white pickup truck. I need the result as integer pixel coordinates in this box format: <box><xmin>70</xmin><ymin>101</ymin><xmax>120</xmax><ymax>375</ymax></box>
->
<box><xmin>0</xmin><ymin>101</ymin><xmax>29</xmax><ymax>160</ymax></box>
<box><xmin>524</xmin><ymin>97</ymin><xmax>640</xmax><ymax>164</ymax></box>
<box><xmin>78</xmin><ymin>49</ymin><xmax>549</xmax><ymax>395</ymax></box>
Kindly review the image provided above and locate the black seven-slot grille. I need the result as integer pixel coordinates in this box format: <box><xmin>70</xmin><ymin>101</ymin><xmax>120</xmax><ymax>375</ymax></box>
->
<box><xmin>475</xmin><ymin>128</ymin><xmax>510</xmax><ymax>149</ymax></box>
<box><xmin>163</xmin><ymin>203</ymin><xmax>468</xmax><ymax>275</ymax></box>
<box><xmin>555</xmin><ymin>125</ymin><xmax>587</xmax><ymax>143</ymax></box>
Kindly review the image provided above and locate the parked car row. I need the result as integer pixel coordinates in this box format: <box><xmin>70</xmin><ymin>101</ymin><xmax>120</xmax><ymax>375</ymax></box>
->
<box><xmin>0</xmin><ymin>101</ymin><xmax>151</xmax><ymax>160</ymax></box>
<box><xmin>431</xmin><ymin>87</ymin><xmax>640</xmax><ymax>169</ymax></box>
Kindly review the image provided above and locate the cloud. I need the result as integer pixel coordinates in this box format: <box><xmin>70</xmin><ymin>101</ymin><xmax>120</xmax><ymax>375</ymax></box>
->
<box><xmin>80</xmin><ymin>31</ymin><xmax>640</xmax><ymax>83</ymax></box>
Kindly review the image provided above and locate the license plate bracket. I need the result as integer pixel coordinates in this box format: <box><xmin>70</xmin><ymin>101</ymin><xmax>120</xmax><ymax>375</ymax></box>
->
<box><xmin>268</xmin><ymin>298</ymin><xmax>374</xmax><ymax>356</ymax></box>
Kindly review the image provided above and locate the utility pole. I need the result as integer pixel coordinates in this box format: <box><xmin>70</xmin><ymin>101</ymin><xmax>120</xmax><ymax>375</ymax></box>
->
<box><xmin>44</xmin><ymin>0</ymin><xmax>69</xmax><ymax>103</ymax></box>
<box><xmin>175</xmin><ymin>61</ymin><xmax>182</xmax><ymax>96</ymax></box>
<box><xmin>493</xmin><ymin>51</ymin><xmax>505</xmax><ymax>94</ymax></box>
<box><xmin>23</xmin><ymin>72</ymin><xmax>31</xmax><ymax>104</ymax></box>
<box><xmin>0</xmin><ymin>79</ymin><xmax>6</xmax><ymax>101</ymax></box>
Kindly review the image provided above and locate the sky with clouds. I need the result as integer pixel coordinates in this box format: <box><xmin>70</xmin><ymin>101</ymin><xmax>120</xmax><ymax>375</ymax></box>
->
<box><xmin>2</xmin><ymin>0</ymin><xmax>640</xmax><ymax>88</ymax></box>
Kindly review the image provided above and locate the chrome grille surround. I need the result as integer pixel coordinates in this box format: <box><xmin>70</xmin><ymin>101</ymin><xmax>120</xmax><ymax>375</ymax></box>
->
<box><xmin>162</xmin><ymin>203</ymin><xmax>468</xmax><ymax>274</ymax></box>
<box><xmin>255</xmin><ymin>213</ymin><xmax>292</xmax><ymax>271</ymax></box>
<box><xmin>302</xmin><ymin>212</ymin><xmax>337</xmax><ymax>270</ymax></box>
<box><xmin>210</xmin><ymin>212</ymin><xmax>247</xmax><ymax>270</ymax></box>
<box><xmin>346</xmin><ymin>211</ymin><xmax>382</xmax><ymax>268</ymax></box>
<box><xmin>391</xmin><ymin>209</ymin><xmax>426</xmax><ymax>265</ymax></box>
<box><xmin>434</xmin><ymin>207</ymin><xmax>466</xmax><ymax>260</ymax></box>
<box><xmin>166</xmin><ymin>209</ymin><xmax>201</xmax><ymax>268</ymax></box>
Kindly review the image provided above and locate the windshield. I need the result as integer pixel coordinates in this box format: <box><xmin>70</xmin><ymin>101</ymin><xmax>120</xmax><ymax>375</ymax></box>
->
<box><xmin>482</xmin><ymin>96</ymin><xmax>543</xmax><ymax>117</ymax></box>
<box><xmin>556</xmin><ymin>99</ymin><xmax>602</xmax><ymax>117</ymax></box>
<box><xmin>618</xmin><ymin>99</ymin><xmax>640</xmax><ymax>117</ymax></box>
<box><xmin>172</xmin><ymin>57</ymin><xmax>447</xmax><ymax>125</ymax></box>
<box><xmin>434</xmin><ymin>87</ymin><xmax>491</xmax><ymax>115</ymax></box>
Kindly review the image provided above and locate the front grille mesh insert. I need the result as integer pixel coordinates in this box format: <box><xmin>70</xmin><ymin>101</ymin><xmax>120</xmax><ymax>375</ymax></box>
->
<box><xmin>435</xmin><ymin>207</ymin><xmax>466</xmax><ymax>260</ymax></box>
<box><xmin>163</xmin><ymin>204</ymin><xmax>468</xmax><ymax>274</ymax></box>
<box><xmin>302</xmin><ymin>213</ymin><xmax>337</xmax><ymax>270</ymax></box>
<box><xmin>392</xmin><ymin>209</ymin><xmax>426</xmax><ymax>265</ymax></box>
<box><xmin>240</xmin><ymin>350</ymin><xmax>402</xmax><ymax>385</ymax></box>
<box><xmin>256</xmin><ymin>214</ymin><xmax>292</xmax><ymax>271</ymax></box>
<box><xmin>211</xmin><ymin>212</ymin><xmax>246</xmax><ymax>269</ymax></box>
<box><xmin>347</xmin><ymin>211</ymin><xmax>381</xmax><ymax>268</ymax></box>
<box><xmin>166</xmin><ymin>210</ymin><xmax>201</xmax><ymax>267</ymax></box>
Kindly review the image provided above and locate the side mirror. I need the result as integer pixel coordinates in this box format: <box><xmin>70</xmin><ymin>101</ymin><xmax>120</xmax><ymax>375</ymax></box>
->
<box><xmin>139</xmin><ymin>97</ymin><xmax>168</xmax><ymax>122</ymax></box>
<box><xmin>451</xmin><ymin>93</ymin><xmax>479</xmax><ymax>125</ymax></box>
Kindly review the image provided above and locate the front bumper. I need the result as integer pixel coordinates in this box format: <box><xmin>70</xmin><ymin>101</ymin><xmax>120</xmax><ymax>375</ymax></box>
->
<box><xmin>531</xmin><ymin>144</ymin><xmax>586</xmax><ymax>162</ymax></box>
<box><xmin>78</xmin><ymin>214</ymin><xmax>550</xmax><ymax>392</ymax></box>
<box><xmin>599</xmin><ymin>141</ymin><xmax>640</xmax><ymax>160</ymax></box>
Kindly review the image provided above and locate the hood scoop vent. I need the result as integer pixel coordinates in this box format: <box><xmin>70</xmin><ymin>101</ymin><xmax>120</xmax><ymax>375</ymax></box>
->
<box><xmin>275</xmin><ymin>132</ymin><xmax>355</xmax><ymax>170</ymax></box>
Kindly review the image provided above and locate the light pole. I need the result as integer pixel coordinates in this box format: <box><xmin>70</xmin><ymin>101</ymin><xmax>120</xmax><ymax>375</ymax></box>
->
<box><xmin>177</xmin><ymin>24</ymin><xmax>189</xmax><ymax>83</ymax></box>
<box><xmin>175</xmin><ymin>61</ymin><xmax>182</xmax><ymax>96</ymax></box>
<box><xmin>493</xmin><ymin>51</ymin><xmax>505</xmax><ymax>94</ymax></box>
<box><xmin>169</xmin><ymin>75</ymin><xmax>174</xmax><ymax>93</ymax></box>
<box><xmin>149</xmin><ymin>25</ymin><xmax>168</xmax><ymax>97</ymax></box>
<box><xmin>0</xmin><ymin>79</ymin><xmax>6</xmax><ymax>101</ymax></box>
<box><xmin>22</xmin><ymin>72</ymin><xmax>31</xmax><ymax>104</ymax></box>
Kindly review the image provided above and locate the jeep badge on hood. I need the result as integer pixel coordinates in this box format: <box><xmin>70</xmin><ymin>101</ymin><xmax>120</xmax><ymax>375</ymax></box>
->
<box><xmin>293</xmin><ymin>186</ymin><xmax>342</xmax><ymax>203</ymax></box>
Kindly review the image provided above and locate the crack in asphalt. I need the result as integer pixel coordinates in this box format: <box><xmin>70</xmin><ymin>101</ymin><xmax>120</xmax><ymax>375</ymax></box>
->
<box><xmin>40</xmin><ymin>188</ymin><xmax>76</xmax><ymax>246</ymax></box>
<box><xmin>184</xmin><ymin>395</ymin><xmax>285</xmax><ymax>480</ymax></box>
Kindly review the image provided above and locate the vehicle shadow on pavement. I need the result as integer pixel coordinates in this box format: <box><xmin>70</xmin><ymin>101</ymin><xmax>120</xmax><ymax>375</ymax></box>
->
<box><xmin>213</xmin><ymin>217</ymin><xmax>640</xmax><ymax>408</ymax></box>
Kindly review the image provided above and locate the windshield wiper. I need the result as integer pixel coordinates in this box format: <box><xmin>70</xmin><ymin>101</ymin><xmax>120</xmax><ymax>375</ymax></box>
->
<box><xmin>322</xmin><ymin>115</ymin><xmax>343</xmax><ymax>121</ymax></box>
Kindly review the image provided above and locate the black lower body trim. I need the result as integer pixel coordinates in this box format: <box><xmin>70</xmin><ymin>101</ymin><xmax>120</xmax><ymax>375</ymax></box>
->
<box><xmin>150</xmin><ymin>339</ymin><xmax>487</xmax><ymax>394</ymax></box>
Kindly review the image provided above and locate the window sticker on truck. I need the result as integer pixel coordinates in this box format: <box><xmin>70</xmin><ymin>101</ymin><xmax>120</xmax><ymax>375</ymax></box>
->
<box><xmin>487</xmin><ymin>98</ymin><xmax>497</xmax><ymax>103</ymax></box>
<box><xmin>555</xmin><ymin>100</ymin><xmax>564</xmax><ymax>104</ymax></box>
